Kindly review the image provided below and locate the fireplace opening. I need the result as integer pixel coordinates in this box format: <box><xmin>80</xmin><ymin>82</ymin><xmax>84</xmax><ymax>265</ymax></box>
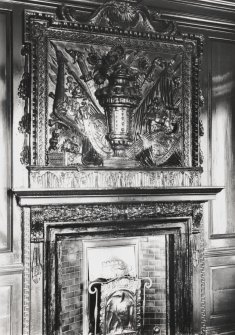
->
<box><xmin>57</xmin><ymin>235</ymin><xmax>172</xmax><ymax>335</ymax></box>
<box><xmin>85</xmin><ymin>240</ymin><xmax>140</xmax><ymax>335</ymax></box>
<box><xmin>48</xmin><ymin>219</ymin><xmax>191</xmax><ymax>335</ymax></box>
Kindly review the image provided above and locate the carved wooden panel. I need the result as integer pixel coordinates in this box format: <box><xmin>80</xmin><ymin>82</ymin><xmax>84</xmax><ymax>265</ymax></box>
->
<box><xmin>19</xmin><ymin>0</ymin><xmax>204</xmax><ymax>189</ymax></box>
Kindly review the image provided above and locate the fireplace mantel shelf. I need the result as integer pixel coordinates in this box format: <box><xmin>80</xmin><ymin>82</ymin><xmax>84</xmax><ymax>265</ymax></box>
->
<box><xmin>13</xmin><ymin>186</ymin><xmax>223</xmax><ymax>207</ymax></box>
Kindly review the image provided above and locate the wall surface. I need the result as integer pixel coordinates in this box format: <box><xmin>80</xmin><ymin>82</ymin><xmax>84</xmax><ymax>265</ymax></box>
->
<box><xmin>0</xmin><ymin>0</ymin><xmax>235</xmax><ymax>334</ymax></box>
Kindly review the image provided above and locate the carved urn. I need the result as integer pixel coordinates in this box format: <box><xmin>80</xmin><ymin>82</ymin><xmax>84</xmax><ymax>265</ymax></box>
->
<box><xmin>95</xmin><ymin>66</ymin><xmax>141</xmax><ymax>157</ymax></box>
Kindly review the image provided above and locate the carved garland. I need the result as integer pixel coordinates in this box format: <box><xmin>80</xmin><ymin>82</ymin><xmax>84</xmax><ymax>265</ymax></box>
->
<box><xmin>18</xmin><ymin>44</ymin><xmax>31</xmax><ymax>165</ymax></box>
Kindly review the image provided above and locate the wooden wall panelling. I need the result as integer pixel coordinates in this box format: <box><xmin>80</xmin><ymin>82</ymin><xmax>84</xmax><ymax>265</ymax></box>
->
<box><xmin>0</xmin><ymin>5</ymin><xmax>24</xmax><ymax>335</ymax></box>
<box><xmin>199</xmin><ymin>31</ymin><xmax>235</xmax><ymax>333</ymax></box>
<box><xmin>0</xmin><ymin>10</ymin><xmax>12</xmax><ymax>253</ymax></box>
<box><xmin>0</xmin><ymin>271</ymin><xmax>23</xmax><ymax>335</ymax></box>
<box><xmin>205</xmin><ymin>254</ymin><xmax>235</xmax><ymax>332</ymax></box>
<box><xmin>206</xmin><ymin>37</ymin><xmax>235</xmax><ymax>255</ymax></box>
<box><xmin>210</xmin><ymin>37</ymin><xmax>235</xmax><ymax>237</ymax></box>
<box><xmin>0</xmin><ymin>285</ymin><xmax>11</xmax><ymax>333</ymax></box>
<box><xmin>0</xmin><ymin>6</ymin><xmax>24</xmax><ymax>267</ymax></box>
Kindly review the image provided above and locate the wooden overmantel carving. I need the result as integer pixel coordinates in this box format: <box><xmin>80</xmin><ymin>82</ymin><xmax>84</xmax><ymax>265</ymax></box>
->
<box><xmin>19</xmin><ymin>0</ymin><xmax>205</xmax><ymax>189</ymax></box>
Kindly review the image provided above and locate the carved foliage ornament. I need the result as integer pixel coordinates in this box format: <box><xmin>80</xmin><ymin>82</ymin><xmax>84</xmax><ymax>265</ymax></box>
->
<box><xmin>31</xmin><ymin>202</ymin><xmax>203</xmax><ymax>242</ymax></box>
<box><xmin>22</xmin><ymin>1</ymin><xmax>204</xmax><ymax>170</ymax></box>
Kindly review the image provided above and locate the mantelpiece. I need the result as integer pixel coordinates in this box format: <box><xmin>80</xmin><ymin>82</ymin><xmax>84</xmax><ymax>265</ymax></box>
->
<box><xmin>15</xmin><ymin>187</ymin><xmax>222</xmax><ymax>335</ymax></box>
<box><xmin>15</xmin><ymin>187</ymin><xmax>222</xmax><ymax>206</ymax></box>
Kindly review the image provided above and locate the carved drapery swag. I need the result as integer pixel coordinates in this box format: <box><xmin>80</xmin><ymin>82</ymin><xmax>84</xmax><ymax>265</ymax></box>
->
<box><xmin>20</xmin><ymin>0</ymin><xmax>204</xmax><ymax>187</ymax></box>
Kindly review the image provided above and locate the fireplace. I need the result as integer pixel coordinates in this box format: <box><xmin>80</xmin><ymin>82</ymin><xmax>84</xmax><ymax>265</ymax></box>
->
<box><xmin>16</xmin><ymin>1</ymin><xmax>223</xmax><ymax>334</ymax></box>
<box><xmin>15</xmin><ymin>187</ymin><xmax>222</xmax><ymax>335</ymax></box>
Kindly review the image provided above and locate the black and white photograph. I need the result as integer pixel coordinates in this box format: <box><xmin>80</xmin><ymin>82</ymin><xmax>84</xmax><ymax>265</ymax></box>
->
<box><xmin>0</xmin><ymin>0</ymin><xmax>234</xmax><ymax>334</ymax></box>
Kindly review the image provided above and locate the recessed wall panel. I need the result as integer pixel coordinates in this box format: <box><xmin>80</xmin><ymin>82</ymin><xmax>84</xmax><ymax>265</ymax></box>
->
<box><xmin>0</xmin><ymin>286</ymin><xmax>11</xmax><ymax>334</ymax></box>
<box><xmin>212</xmin><ymin>266</ymin><xmax>235</xmax><ymax>315</ymax></box>
<box><xmin>210</xmin><ymin>39</ymin><xmax>235</xmax><ymax>236</ymax></box>
<box><xmin>0</xmin><ymin>11</ymin><xmax>11</xmax><ymax>251</ymax></box>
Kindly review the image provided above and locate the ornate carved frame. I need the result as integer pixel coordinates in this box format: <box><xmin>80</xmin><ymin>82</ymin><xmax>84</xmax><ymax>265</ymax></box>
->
<box><xmin>20</xmin><ymin>1</ymin><xmax>204</xmax><ymax>189</ymax></box>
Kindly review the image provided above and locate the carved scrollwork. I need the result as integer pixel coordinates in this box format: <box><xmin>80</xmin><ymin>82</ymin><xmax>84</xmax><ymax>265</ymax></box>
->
<box><xmin>57</xmin><ymin>1</ymin><xmax>177</xmax><ymax>35</ymax></box>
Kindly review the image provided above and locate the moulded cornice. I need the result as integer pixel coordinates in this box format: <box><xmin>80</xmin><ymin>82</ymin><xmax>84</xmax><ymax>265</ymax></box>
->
<box><xmin>13</xmin><ymin>186</ymin><xmax>223</xmax><ymax>207</ymax></box>
<box><xmin>5</xmin><ymin>0</ymin><xmax>235</xmax><ymax>10</ymax></box>
<box><xmin>159</xmin><ymin>0</ymin><xmax>235</xmax><ymax>11</ymax></box>
<box><xmin>6</xmin><ymin>0</ymin><xmax>235</xmax><ymax>14</ymax></box>
<box><xmin>0</xmin><ymin>0</ymin><xmax>235</xmax><ymax>32</ymax></box>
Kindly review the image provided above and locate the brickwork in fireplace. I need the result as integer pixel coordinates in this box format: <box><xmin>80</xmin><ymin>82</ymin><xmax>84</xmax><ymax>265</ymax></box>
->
<box><xmin>139</xmin><ymin>235</ymin><xmax>167</xmax><ymax>335</ymax></box>
<box><xmin>60</xmin><ymin>239</ymin><xmax>83</xmax><ymax>335</ymax></box>
<box><xmin>59</xmin><ymin>235</ymin><xmax>166</xmax><ymax>335</ymax></box>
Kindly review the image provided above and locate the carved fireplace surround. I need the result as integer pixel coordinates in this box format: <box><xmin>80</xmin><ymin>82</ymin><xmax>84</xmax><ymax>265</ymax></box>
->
<box><xmin>15</xmin><ymin>1</ymin><xmax>223</xmax><ymax>334</ymax></box>
<box><xmin>15</xmin><ymin>187</ymin><xmax>222</xmax><ymax>335</ymax></box>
